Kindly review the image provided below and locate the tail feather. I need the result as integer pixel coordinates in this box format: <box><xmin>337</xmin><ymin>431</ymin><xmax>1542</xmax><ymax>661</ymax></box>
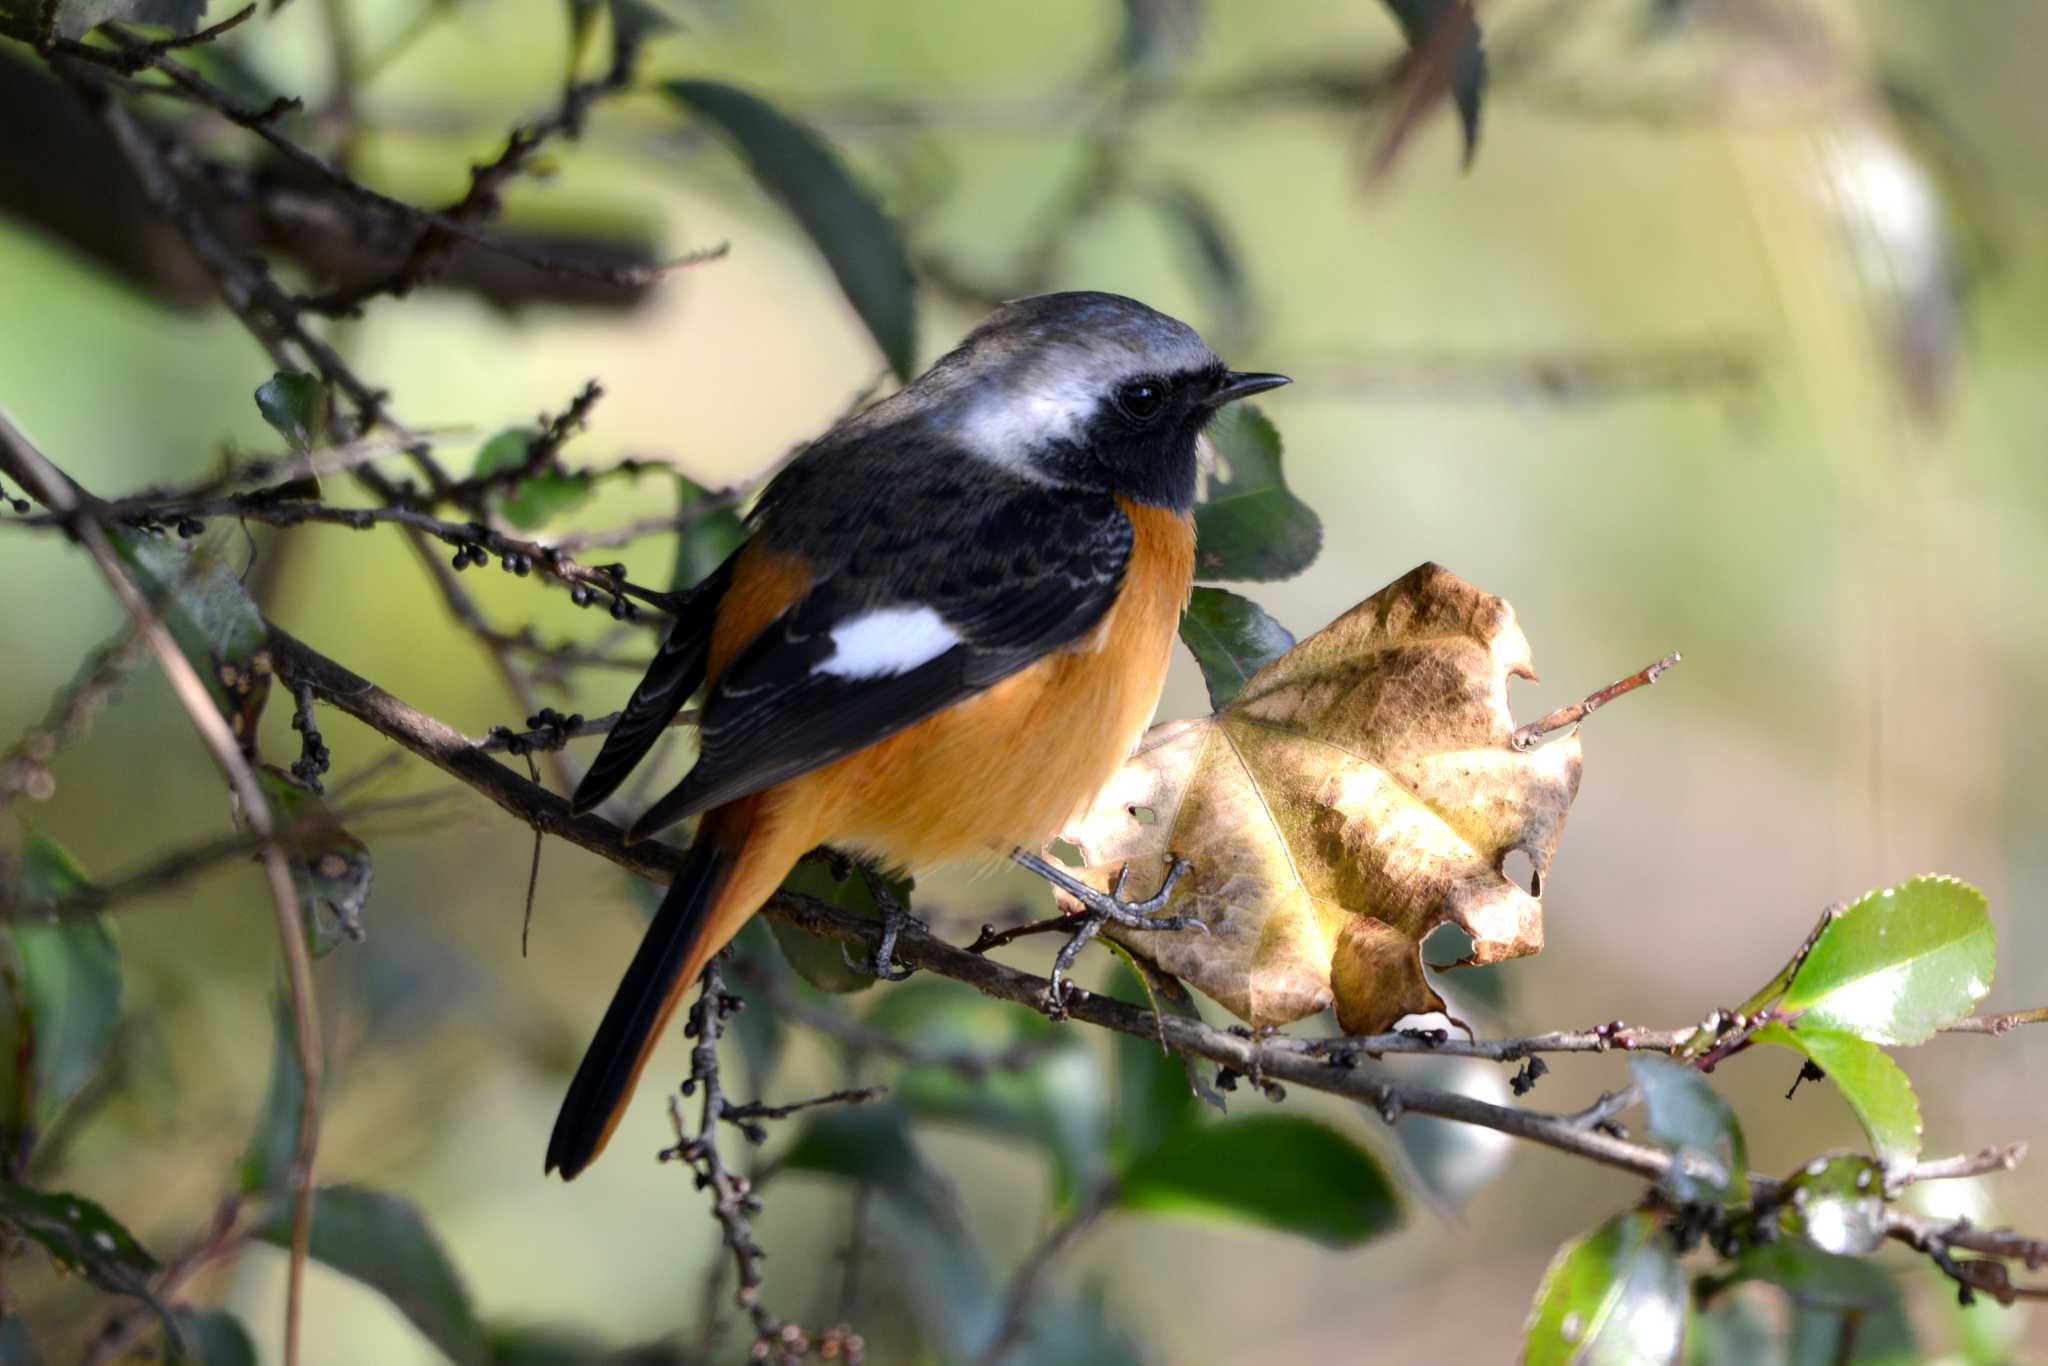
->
<box><xmin>546</xmin><ymin>832</ymin><xmax>736</xmax><ymax>1180</ymax></box>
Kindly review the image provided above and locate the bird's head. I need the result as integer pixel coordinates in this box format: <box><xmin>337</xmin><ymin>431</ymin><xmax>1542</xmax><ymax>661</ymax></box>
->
<box><xmin>907</xmin><ymin>291</ymin><xmax>1289</xmax><ymax>512</ymax></box>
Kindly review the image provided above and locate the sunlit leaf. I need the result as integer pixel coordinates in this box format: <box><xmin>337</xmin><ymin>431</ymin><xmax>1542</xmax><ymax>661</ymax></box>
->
<box><xmin>1060</xmin><ymin>564</ymin><xmax>1581</xmax><ymax>1033</ymax></box>
<box><xmin>665</xmin><ymin>80</ymin><xmax>917</xmax><ymax>381</ymax></box>
<box><xmin>253</xmin><ymin>373</ymin><xmax>325</xmax><ymax>455</ymax></box>
<box><xmin>1753</xmin><ymin>1022</ymin><xmax>1922</xmax><ymax>1169</ymax></box>
<box><xmin>1178</xmin><ymin>587</ymin><xmax>1293</xmax><ymax>710</ymax></box>
<box><xmin>1784</xmin><ymin>876</ymin><xmax>1993</xmax><ymax>1045</ymax></box>
<box><xmin>862</xmin><ymin>979</ymin><xmax>1106</xmax><ymax>1203</ymax></box>
<box><xmin>1524</xmin><ymin>1210</ymin><xmax>1684</xmax><ymax>1366</ymax></box>
<box><xmin>1116</xmin><ymin>1114</ymin><xmax>1398</xmax><ymax>1247</ymax></box>
<box><xmin>1631</xmin><ymin>1056</ymin><xmax>1747</xmax><ymax>1203</ymax></box>
<box><xmin>261</xmin><ymin>1186</ymin><xmax>487</xmax><ymax>1366</ymax></box>
<box><xmin>1772</xmin><ymin>1154</ymin><xmax>1886</xmax><ymax>1256</ymax></box>
<box><xmin>1192</xmin><ymin>404</ymin><xmax>1321</xmax><ymax>582</ymax></box>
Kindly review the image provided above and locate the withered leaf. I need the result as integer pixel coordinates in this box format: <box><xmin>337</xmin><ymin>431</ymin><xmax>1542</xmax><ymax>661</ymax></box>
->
<box><xmin>1057</xmin><ymin>563</ymin><xmax>1582</xmax><ymax>1033</ymax></box>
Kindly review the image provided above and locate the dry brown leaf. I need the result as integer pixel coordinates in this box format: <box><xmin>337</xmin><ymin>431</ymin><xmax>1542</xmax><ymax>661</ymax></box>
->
<box><xmin>1056</xmin><ymin>563</ymin><xmax>1582</xmax><ymax>1033</ymax></box>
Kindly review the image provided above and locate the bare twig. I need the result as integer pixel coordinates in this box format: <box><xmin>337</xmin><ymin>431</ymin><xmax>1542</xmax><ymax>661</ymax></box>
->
<box><xmin>0</xmin><ymin>620</ymin><xmax>143</xmax><ymax>813</ymax></box>
<box><xmin>1513</xmin><ymin>652</ymin><xmax>1683</xmax><ymax>751</ymax></box>
<box><xmin>976</xmin><ymin>1178</ymin><xmax>1121</xmax><ymax>1366</ymax></box>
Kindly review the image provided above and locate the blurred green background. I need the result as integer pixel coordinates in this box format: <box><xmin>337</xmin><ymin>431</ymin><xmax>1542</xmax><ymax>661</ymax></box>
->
<box><xmin>3</xmin><ymin>0</ymin><xmax>2046</xmax><ymax>1360</ymax></box>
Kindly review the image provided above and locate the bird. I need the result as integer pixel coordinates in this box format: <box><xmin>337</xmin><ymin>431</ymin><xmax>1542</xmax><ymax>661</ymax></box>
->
<box><xmin>546</xmin><ymin>290</ymin><xmax>1289</xmax><ymax>1179</ymax></box>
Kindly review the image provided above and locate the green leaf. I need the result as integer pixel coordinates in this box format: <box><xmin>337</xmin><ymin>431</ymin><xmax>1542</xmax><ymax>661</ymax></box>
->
<box><xmin>1524</xmin><ymin>1210</ymin><xmax>1684</xmax><ymax>1366</ymax></box>
<box><xmin>238</xmin><ymin>996</ymin><xmax>308</xmax><ymax>1196</ymax></box>
<box><xmin>1381</xmin><ymin>0</ymin><xmax>1487</xmax><ymax>165</ymax></box>
<box><xmin>253</xmin><ymin>372</ymin><xmax>326</xmax><ymax>454</ymax></box>
<box><xmin>1753</xmin><ymin>1022</ymin><xmax>1922</xmax><ymax>1169</ymax></box>
<box><xmin>5</xmin><ymin>833</ymin><xmax>121</xmax><ymax>1135</ymax></box>
<box><xmin>1630</xmin><ymin>1056</ymin><xmax>1748</xmax><ymax>1203</ymax></box>
<box><xmin>862</xmin><ymin>979</ymin><xmax>1107</xmax><ymax>1203</ymax></box>
<box><xmin>665</xmin><ymin>80</ymin><xmax>917</xmax><ymax>381</ymax></box>
<box><xmin>1771</xmin><ymin>1154</ymin><xmax>1887</xmax><ymax>1256</ymax></box>
<box><xmin>1784</xmin><ymin>876</ymin><xmax>1994</xmax><ymax>1045</ymax></box>
<box><xmin>1684</xmin><ymin>1287</ymin><xmax>1779</xmax><ymax>1366</ymax></box>
<box><xmin>1105</xmin><ymin>949</ymin><xmax>1201</xmax><ymax>1163</ymax></box>
<box><xmin>0</xmin><ymin>1179</ymin><xmax>158</xmax><ymax>1290</ymax></box>
<box><xmin>1116</xmin><ymin>1114</ymin><xmax>1398</xmax><ymax>1247</ymax></box>
<box><xmin>261</xmin><ymin>1186</ymin><xmax>487</xmax><ymax>1366</ymax></box>
<box><xmin>1178</xmin><ymin>587</ymin><xmax>1293</xmax><ymax>710</ymax></box>
<box><xmin>169</xmin><ymin>1308</ymin><xmax>257</xmax><ymax>1366</ymax></box>
<box><xmin>722</xmin><ymin>918</ymin><xmax>789</xmax><ymax>1092</ymax></box>
<box><xmin>669</xmin><ymin>475</ymin><xmax>748</xmax><ymax>592</ymax></box>
<box><xmin>473</xmin><ymin>429</ymin><xmax>591</xmax><ymax>531</ymax></box>
<box><xmin>1192</xmin><ymin>404</ymin><xmax>1321</xmax><ymax>582</ymax></box>
<box><xmin>257</xmin><ymin>768</ymin><xmax>373</xmax><ymax>957</ymax></box>
<box><xmin>770</xmin><ymin>861</ymin><xmax>907</xmax><ymax>994</ymax></box>
<box><xmin>110</xmin><ymin>533</ymin><xmax>271</xmax><ymax>746</ymax></box>
<box><xmin>1725</xmin><ymin>1241</ymin><xmax>1917</xmax><ymax>1365</ymax></box>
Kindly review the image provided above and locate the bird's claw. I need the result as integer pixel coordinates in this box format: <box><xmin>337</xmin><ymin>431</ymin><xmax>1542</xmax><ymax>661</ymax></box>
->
<box><xmin>840</xmin><ymin>870</ymin><xmax>923</xmax><ymax>981</ymax></box>
<box><xmin>1009</xmin><ymin>852</ymin><xmax>1205</xmax><ymax>1016</ymax></box>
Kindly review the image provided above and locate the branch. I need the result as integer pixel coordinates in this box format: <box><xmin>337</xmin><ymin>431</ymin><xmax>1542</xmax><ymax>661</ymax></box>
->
<box><xmin>0</xmin><ymin>411</ymin><xmax>322</xmax><ymax>1366</ymax></box>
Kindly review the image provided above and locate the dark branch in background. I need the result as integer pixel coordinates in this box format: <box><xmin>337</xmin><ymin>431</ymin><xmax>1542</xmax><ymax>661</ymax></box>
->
<box><xmin>0</xmin><ymin>620</ymin><xmax>143</xmax><ymax>812</ymax></box>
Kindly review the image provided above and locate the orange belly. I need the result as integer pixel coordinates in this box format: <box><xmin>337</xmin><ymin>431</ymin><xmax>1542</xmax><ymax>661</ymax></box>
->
<box><xmin>709</xmin><ymin>499</ymin><xmax>1194</xmax><ymax>913</ymax></box>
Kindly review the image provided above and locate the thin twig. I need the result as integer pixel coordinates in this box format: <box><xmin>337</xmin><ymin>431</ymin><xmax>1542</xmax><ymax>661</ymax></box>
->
<box><xmin>976</xmin><ymin>1179</ymin><xmax>1121</xmax><ymax>1366</ymax></box>
<box><xmin>1513</xmin><ymin>651</ymin><xmax>1683</xmax><ymax>751</ymax></box>
<box><xmin>0</xmin><ymin>413</ymin><xmax>321</xmax><ymax>1366</ymax></box>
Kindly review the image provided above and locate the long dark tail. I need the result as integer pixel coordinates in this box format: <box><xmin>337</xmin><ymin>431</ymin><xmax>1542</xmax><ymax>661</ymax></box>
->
<box><xmin>546</xmin><ymin>830</ymin><xmax>736</xmax><ymax>1180</ymax></box>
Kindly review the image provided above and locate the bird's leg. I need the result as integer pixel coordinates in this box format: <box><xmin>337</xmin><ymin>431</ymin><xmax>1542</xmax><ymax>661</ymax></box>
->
<box><xmin>1009</xmin><ymin>851</ymin><xmax>1204</xmax><ymax>1015</ymax></box>
<box><xmin>840</xmin><ymin>863</ymin><xmax>922</xmax><ymax>982</ymax></box>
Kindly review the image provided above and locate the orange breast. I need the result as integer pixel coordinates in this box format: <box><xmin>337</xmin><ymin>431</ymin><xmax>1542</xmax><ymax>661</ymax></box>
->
<box><xmin>771</xmin><ymin>498</ymin><xmax>1195</xmax><ymax>868</ymax></box>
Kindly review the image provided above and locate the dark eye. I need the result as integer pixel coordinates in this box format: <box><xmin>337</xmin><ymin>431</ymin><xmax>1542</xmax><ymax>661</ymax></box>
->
<box><xmin>1115</xmin><ymin>379</ymin><xmax>1166</xmax><ymax>421</ymax></box>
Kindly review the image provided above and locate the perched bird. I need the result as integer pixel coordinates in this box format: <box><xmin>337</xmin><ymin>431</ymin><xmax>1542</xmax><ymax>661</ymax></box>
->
<box><xmin>547</xmin><ymin>291</ymin><xmax>1289</xmax><ymax>1178</ymax></box>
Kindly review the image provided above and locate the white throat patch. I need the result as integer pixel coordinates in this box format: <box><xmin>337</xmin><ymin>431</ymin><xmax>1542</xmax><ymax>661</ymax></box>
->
<box><xmin>815</xmin><ymin>605</ymin><xmax>961</xmax><ymax>679</ymax></box>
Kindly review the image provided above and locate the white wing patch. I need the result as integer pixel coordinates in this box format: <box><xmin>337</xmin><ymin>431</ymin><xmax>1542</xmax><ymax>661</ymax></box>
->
<box><xmin>815</xmin><ymin>605</ymin><xmax>961</xmax><ymax>679</ymax></box>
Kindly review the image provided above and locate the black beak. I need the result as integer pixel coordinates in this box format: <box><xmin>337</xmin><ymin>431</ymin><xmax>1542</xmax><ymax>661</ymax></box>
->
<box><xmin>1208</xmin><ymin>371</ymin><xmax>1292</xmax><ymax>407</ymax></box>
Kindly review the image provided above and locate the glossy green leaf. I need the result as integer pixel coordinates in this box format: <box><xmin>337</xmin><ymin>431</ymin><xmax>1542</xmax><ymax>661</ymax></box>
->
<box><xmin>474</xmin><ymin>429</ymin><xmax>591</xmax><ymax>531</ymax></box>
<box><xmin>1772</xmin><ymin>1154</ymin><xmax>1886</xmax><ymax>1256</ymax></box>
<box><xmin>0</xmin><ymin>1180</ymin><xmax>157</xmax><ymax>1291</ymax></box>
<box><xmin>770</xmin><ymin>860</ymin><xmax>909</xmax><ymax>993</ymax></box>
<box><xmin>253</xmin><ymin>372</ymin><xmax>325</xmax><ymax>454</ymax></box>
<box><xmin>1631</xmin><ymin>1056</ymin><xmax>1748</xmax><ymax>1203</ymax></box>
<box><xmin>1524</xmin><ymin>1210</ymin><xmax>1684</xmax><ymax>1366</ymax></box>
<box><xmin>1178</xmin><ymin>587</ymin><xmax>1293</xmax><ymax>710</ymax></box>
<box><xmin>261</xmin><ymin>1186</ymin><xmax>486</xmax><ymax>1366</ymax></box>
<box><xmin>5</xmin><ymin>833</ymin><xmax>121</xmax><ymax>1134</ymax></box>
<box><xmin>111</xmin><ymin>533</ymin><xmax>271</xmax><ymax>746</ymax></box>
<box><xmin>666</xmin><ymin>80</ymin><xmax>916</xmax><ymax>380</ymax></box>
<box><xmin>259</xmin><ymin>768</ymin><xmax>373</xmax><ymax>958</ymax></box>
<box><xmin>238</xmin><ymin>997</ymin><xmax>307</xmax><ymax>1195</ymax></box>
<box><xmin>169</xmin><ymin>1308</ymin><xmax>257</xmax><ymax>1366</ymax></box>
<box><xmin>669</xmin><ymin>474</ymin><xmax>748</xmax><ymax>592</ymax></box>
<box><xmin>862</xmin><ymin>979</ymin><xmax>1107</xmax><ymax>1203</ymax></box>
<box><xmin>1753</xmin><ymin>1022</ymin><xmax>1922</xmax><ymax>1169</ymax></box>
<box><xmin>1192</xmin><ymin>404</ymin><xmax>1321</xmax><ymax>582</ymax></box>
<box><xmin>1117</xmin><ymin>1114</ymin><xmax>1398</xmax><ymax>1247</ymax></box>
<box><xmin>1381</xmin><ymin>0</ymin><xmax>1487</xmax><ymax>165</ymax></box>
<box><xmin>1784</xmin><ymin>876</ymin><xmax>1994</xmax><ymax>1045</ymax></box>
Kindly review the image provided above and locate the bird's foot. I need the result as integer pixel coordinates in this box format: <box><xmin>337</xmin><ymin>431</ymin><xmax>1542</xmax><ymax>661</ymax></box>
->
<box><xmin>1009</xmin><ymin>851</ymin><xmax>1203</xmax><ymax>1017</ymax></box>
<box><xmin>840</xmin><ymin>867</ymin><xmax>923</xmax><ymax>982</ymax></box>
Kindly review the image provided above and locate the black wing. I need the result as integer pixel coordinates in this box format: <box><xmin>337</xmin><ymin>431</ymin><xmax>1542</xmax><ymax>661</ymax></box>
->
<box><xmin>626</xmin><ymin>488</ymin><xmax>1131</xmax><ymax>840</ymax></box>
<box><xmin>569</xmin><ymin>552</ymin><xmax>740</xmax><ymax>815</ymax></box>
